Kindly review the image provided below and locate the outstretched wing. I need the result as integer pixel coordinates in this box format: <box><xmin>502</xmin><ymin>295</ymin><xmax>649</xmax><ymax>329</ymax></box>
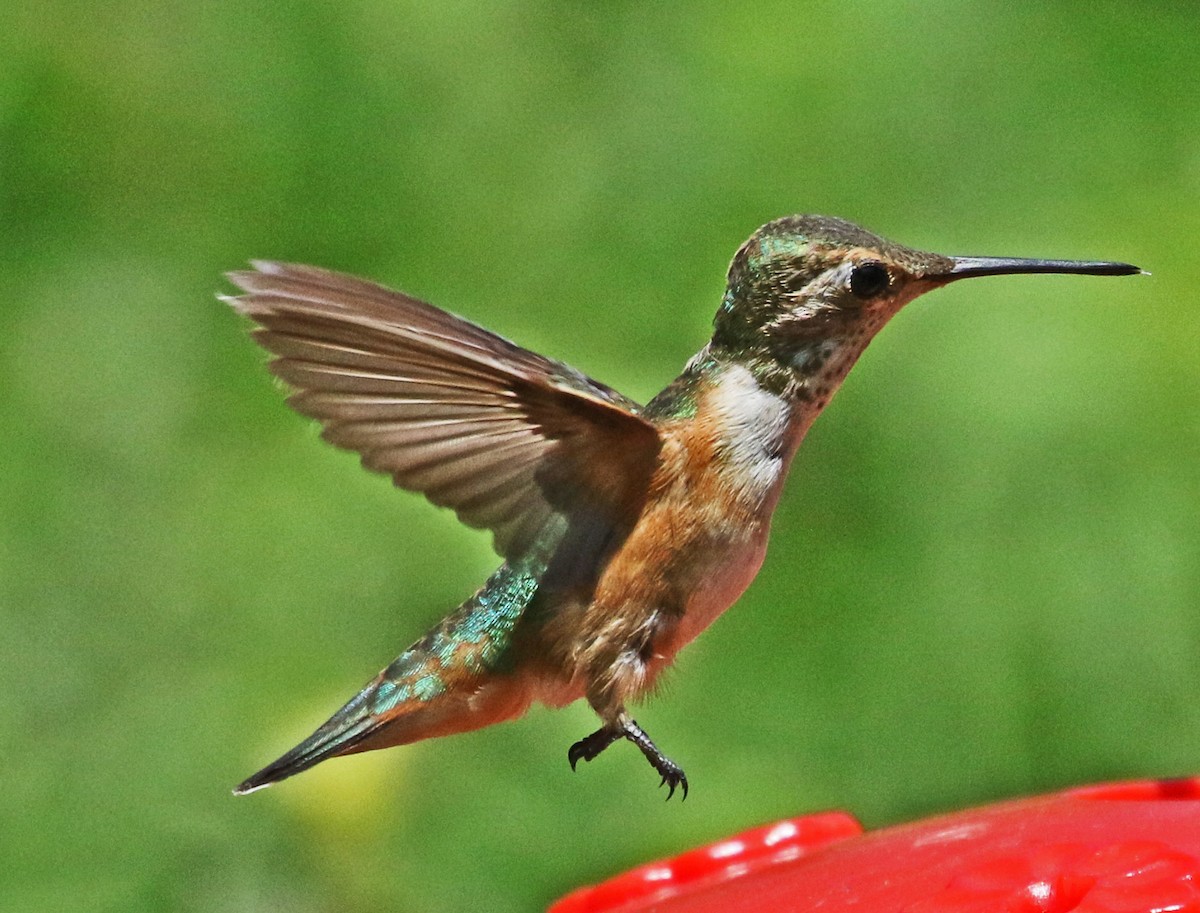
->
<box><xmin>223</xmin><ymin>261</ymin><xmax>662</xmax><ymax>559</ymax></box>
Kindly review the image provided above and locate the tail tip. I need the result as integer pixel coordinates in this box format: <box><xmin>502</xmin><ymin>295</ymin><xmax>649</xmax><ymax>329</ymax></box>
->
<box><xmin>233</xmin><ymin>759</ymin><xmax>293</xmax><ymax>795</ymax></box>
<box><xmin>233</xmin><ymin>773</ymin><xmax>274</xmax><ymax>796</ymax></box>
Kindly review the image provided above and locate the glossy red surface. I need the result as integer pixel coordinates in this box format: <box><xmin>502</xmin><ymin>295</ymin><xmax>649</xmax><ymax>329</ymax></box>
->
<box><xmin>550</xmin><ymin>778</ymin><xmax>1200</xmax><ymax>913</ymax></box>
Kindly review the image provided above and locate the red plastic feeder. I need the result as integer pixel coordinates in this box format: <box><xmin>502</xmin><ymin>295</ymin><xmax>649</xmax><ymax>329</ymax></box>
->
<box><xmin>551</xmin><ymin>778</ymin><xmax>1200</xmax><ymax>912</ymax></box>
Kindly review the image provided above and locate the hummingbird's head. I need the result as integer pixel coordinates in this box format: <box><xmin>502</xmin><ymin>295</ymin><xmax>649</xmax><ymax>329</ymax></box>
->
<box><xmin>713</xmin><ymin>215</ymin><xmax>948</xmax><ymax>359</ymax></box>
<box><xmin>712</xmin><ymin>215</ymin><xmax>1140</xmax><ymax>373</ymax></box>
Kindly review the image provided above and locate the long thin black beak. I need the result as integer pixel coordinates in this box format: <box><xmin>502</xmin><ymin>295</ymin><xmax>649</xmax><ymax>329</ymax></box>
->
<box><xmin>938</xmin><ymin>256</ymin><xmax>1142</xmax><ymax>281</ymax></box>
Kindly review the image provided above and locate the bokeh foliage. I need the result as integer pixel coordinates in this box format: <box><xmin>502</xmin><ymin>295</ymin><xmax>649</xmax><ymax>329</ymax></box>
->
<box><xmin>3</xmin><ymin>1</ymin><xmax>1198</xmax><ymax>910</ymax></box>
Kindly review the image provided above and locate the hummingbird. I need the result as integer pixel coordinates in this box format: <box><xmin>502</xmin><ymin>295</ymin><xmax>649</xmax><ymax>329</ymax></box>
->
<box><xmin>226</xmin><ymin>215</ymin><xmax>1138</xmax><ymax>799</ymax></box>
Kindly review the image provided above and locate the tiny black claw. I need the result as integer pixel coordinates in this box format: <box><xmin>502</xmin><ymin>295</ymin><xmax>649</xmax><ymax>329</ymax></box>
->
<box><xmin>568</xmin><ymin>726</ymin><xmax>621</xmax><ymax>772</ymax></box>
<box><xmin>655</xmin><ymin>764</ymin><xmax>688</xmax><ymax>800</ymax></box>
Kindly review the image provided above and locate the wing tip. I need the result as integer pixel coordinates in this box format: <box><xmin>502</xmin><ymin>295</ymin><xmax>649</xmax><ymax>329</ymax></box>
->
<box><xmin>249</xmin><ymin>259</ymin><xmax>286</xmax><ymax>275</ymax></box>
<box><xmin>222</xmin><ymin>262</ymin><xmax>281</xmax><ymax>297</ymax></box>
<box><xmin>222</xmin><ymin>260</ymin><xmax>316</xmax><ymax>299</ymax></box>
<box><xmin>217</xmin><ymin>290</ymin><xmax>253</xmax><ymax>316</ymax></box>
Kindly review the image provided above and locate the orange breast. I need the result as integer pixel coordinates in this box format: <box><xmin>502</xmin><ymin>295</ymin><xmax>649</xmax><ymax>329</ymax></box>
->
<box><xmin>575</xmin><ymin>364</ymin><xmax>802</xmax><ymax>702</ymax></box>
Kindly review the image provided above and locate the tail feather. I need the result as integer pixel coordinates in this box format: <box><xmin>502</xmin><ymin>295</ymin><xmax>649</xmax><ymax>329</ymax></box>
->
<box><xmin>233</xmin><ymin>696</ymin><xmax>378</xmax><ymax>795</ymax></box>
<box><xmin>235</xmin><ymin>556</ymin><xmax>550</xmax><ymax>795</ymax></box>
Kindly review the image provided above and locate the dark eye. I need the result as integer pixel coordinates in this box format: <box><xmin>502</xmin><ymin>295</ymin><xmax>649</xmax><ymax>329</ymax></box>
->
<box><xmin>849</xmin><ymin>261</ymin><xmax>890</xmax><ymax>299</ymax></box>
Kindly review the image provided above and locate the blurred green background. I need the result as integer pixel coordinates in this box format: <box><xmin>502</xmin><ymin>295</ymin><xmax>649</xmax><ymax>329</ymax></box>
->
<box><xmin>3</xmin><ymin>1</ymin><xmax>1198</xmax><ymax>910</ymax></box>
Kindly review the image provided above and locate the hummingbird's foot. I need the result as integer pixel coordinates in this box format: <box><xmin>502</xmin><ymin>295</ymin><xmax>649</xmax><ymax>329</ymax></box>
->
<box><xmin>568</xmin><ymin>726</ymin><xmax>621</xmax><ymax>770</ymax></box>
<box><xmin>568</xmin><ymin>717</ymin><xmax>688</xmax><ymax>799</ymax></box>
<box><xmin>622</xmin><ymin>718</ymin><xmax>688</xmax><ymax>800</ymax></box>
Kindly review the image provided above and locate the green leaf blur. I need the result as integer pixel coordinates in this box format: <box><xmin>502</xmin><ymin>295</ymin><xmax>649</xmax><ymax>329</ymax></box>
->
<box><xmin>3</xmin><ymin>2</ymin><xmax>1197</xmax><ymax>910</ymax></box>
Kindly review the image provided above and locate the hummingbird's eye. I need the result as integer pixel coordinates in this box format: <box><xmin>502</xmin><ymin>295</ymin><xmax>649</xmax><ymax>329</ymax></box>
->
<box><xmin>849</xmin><ymin>262</ymin><xmax>890</xmax><ymax>299</ymax></box>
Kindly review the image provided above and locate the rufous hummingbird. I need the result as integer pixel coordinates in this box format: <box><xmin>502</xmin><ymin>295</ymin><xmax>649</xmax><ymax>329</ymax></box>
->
<box><xmin>226</xmin><ymin>215</ymin><xmax>1138</xmax><ymax>799</ymax></box>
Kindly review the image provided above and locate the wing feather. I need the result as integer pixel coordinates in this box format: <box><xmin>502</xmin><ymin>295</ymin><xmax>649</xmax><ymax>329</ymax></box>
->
<box><xmin>224</xmin><ymin>261</ymin><xmax>662</xmax><ymax>558</ymax></box>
